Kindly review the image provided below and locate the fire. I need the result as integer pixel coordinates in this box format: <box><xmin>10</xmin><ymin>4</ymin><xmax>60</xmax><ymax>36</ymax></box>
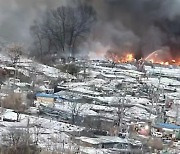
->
<box><xmin>149</xmin><ymin>59</ymin><xmax>154</xmax><ymax>63</ymax></box>
<box><xmin>126</xmin><ymin>54</ymin><xmax>134</xmax><ymax>62</ymax></box>
<box><xmin>172</xmin><ymin>60</ymin><xmax>176</xmax><ymax>63</ymax></box>
<box><xmin>165</xmin><ymin>62</ymin><xmax>169</xmax><ymax>65</ymax></box>
<box><xmin>159</xmin><ymin>61</ymin><xmax>169</xmax><ymax>65</ymax></box>
<box><xmin>148</xmin><ymin>59</ymin><xmax>179</xmax><ymax>66</ymax></box>
<box><xmin>105</xmin><ymin>49</ymin><xmax>180</xmax><ymax>65</ymax></box>
<box><xmin>105</xmin><ymin>51</ymin><xmax>135</xmax><ymax>63</ymax></box>
<box><xmin>145</xmin><ymin>49</ymin><xmax>180</xmax><ymax>66</ymax></box>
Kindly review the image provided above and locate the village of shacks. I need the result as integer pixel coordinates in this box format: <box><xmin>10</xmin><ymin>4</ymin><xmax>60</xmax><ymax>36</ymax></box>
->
<box><xmin>0</xmin><ymin>0</ymin><xmax>180</xmax><ymax>154</ymax></box>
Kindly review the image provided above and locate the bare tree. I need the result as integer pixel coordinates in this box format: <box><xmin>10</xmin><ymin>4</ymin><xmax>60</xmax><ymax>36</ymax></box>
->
<box><xmin>30</xmin><ymin>3</ymin><xmax>96</xmax><ymax>60</ymax></box>
<box><xmin>6</xmin><ymin>44</ymin><xmax>24</xmax><ymax>88</ymax></box>
<box><xmin>1</xmin><ymin>128</ymin><xmax>40</xmax><ymax>154</ymax></box>
<box><xmin>68</xmin><ymin>102</ymin><xmax>84</xmax><ymax>125</ymax></box>
<box><xmin>0</xmin><ymin>96</ymin><xmax>5</xmax><ymax>122</ymax></box>
<box><xmin>7</xmin><ymin>43</ymin><xmax>23</xmax><ymax>65</ymax></box>
<box><xmin>3</xmin><ymin>93</ymin><xmax>25</xmax><ymax>121</ymax></box>
<box><xmin>30</xmin><ymin>23</ymin><xmax>44</xmax><ymax>61</ymax></box>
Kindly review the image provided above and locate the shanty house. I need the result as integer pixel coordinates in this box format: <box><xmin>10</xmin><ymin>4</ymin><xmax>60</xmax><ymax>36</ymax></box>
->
<box><xmin>35</xmin><ymin>93</ymin><xmax>67</xmax><ymax>105</ymax></box>
<box><xmin>75</xmin><ymin>136</ymin><xmax>129</xmax><ymax>149</ymax></box>
<box><xmin>36</xmin><ymin>93</ymin><xmax>57</xmax><ymax>104</ymax></box>
<box><xmin>3</xmin><ymin>66</ymin><xmax>16</xmax><ymax>77</ymax></box>
<box><xmin>152</xmin><ymin>122</ymin><xmax>180</xmax><ymax>140</ymax></box>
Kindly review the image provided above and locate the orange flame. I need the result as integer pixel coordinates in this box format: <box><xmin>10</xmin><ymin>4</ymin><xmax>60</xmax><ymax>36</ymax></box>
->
<box><xmin>105</xmin><ymin>49</ymin><xmax>180</xmax><ymax>65</ymax></box>
<box><xmin>106</xmin><ymin>52</ymin><xmax>135</xmax><ymax>63</ymax></box>
<box><xmin>147</xmin><ymin>58</ymin><xmax>180</xmax><ymax>65</ymax></box>
<box><xmin>145</xmin><ymin>50</ymin><xmax>180</xmax><ymax>66</ymax></box>
<box><xmin>126</xmin><ymin>54</ymin><xmax>134</xmax><ymax>62</ymax></box>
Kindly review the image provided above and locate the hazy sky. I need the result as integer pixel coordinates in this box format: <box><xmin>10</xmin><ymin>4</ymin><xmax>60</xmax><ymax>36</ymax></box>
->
<box><xmin>0</xmin><ymin>0</ymin><xmax>69</xmax><ymax>44</ymax></box>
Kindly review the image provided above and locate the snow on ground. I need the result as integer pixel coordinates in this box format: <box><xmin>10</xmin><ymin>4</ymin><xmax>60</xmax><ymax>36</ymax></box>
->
<box><xmin>167</xmin><ymin>92</ymin><xmax>180</xmax><ymax>99</ymax></box>
<box><xmin>55</xmin><ymin>102</ymin><xmax>98</xmax><ymax>116</ymax></box>
<box><xmin>125</xmin><ymin>106</ymin><xmax>149</xmax><ymax>120</ymax></box>
<box><xmin>93</xmin><ymin>65</ymin><xmax>144</xmax><ymax>79</ymax></box>
<box><xmin>80</xmin><ymin>147</ymin><xmax>110</xmax><ymax>154</ymax></box>
<box><xmin>18</xmin><ymin>68</ymin><xmax>30</xmax><ymax>76</ymax></box>
<box><xmin>74</xmin><ymin>79</ymin><xmax>107</xmax><ymax>88</ymax></box>
<box><xmin>0</xmin><ymin>52</ymin><xmax>75</xmax><ymax>79</ymax></box>
<box><xmin>0</xmin><ymin>110</ymin><xmax>84</xmax><ymax>151</ymax></box>
<box><xmin>89</xmin><ymin>70</ymin><xmax>101</xmax><ymax>77</ymax></box>
<box><xmin>118</xmin><ymin>63</ymin><xmax>137</xmax><ymax>70</ymax></box>
<box><xmin>125</xmin><ymin>96</ymin><xmax>150</xmax><ymax>105</ymax></box>
<box><xmin>89</xmin><ymin>104</ymin><xmax>117</xmax><ymax>113</ymax></box>
<box><xmin>96</xmin><ymin>96</ymin><xmax>119</xmax><ymax>104</ymax></box>
<box><xmin>100</xmin><ymin>72</ymin><xmax>125</xmax><ymax>79</ymax></box>
<box><xmin>54</xmin><ymin>98</ymin><xmax>152</xmax><ymax>120</ymax></box>
<box><xmin>69</xmin><ymin>86</ymin><xmax>102</xmax><ymax>96</ymax></box>
<box><xmin>145</xmin><ymin>65</ymin><xmax>180</xmax><ymax>78</ymax></box>
<box><xmin>1</xmin><ymin>54</ymin><xmax>180</xmax><ymax>153</ymax></box>
<box><xmin>2</xmin><ymin>110</ymin><xmax>84</xmax><ymax>132</ymax></box>
<box><xmin>28</xmin><ymin>62</ymin><xmax>76</xmax><ymax>79</ymax></box>
<box><xmin>143</xmin><ymin>77</ymin><xmax>180</xmax><ymax>87</ymax></box>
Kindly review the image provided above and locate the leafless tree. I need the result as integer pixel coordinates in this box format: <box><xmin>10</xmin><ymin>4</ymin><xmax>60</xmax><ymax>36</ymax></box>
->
<box><xmin>30</xmin><ymin>23</ymin><xmax>44</xmax><ymax>61</ymax></box>
<box><xmin>3</xmin><ymin>93</ymin><xmax>25</xmax><ymax>121</ymax></box>
<box><xmin>68</xmin><ymin>102</ymin><xmax>84</xmax><ymax>125</ymax></box>
<box><xmin>0</xmin><ymin>99</ymin><xmax>5</xmax><ymax>122</ymax></box>
<box><xmin>1</xmin><ymin>127</ymin><xmax>40</xmax><ymax>154</ymax></box>
<box><xmin>117</xmin><ymin>97</ymin><xmax>126</xmax><ymax>134</ymax></box>
<box><xmin>30</xmin><ymin>3</ymin><xmax>96</xmax><ymax>60</ymax></box>
<box><xmin>6</xmin><ymin>43</ymin><xmax>23</xmax><ymax>65</ymax></box>
<box><xmin>147</xmin><ymin>138</ymin><xmax>163</xmax><ymax>152</ymax></box>
<box><xmin>6</xmin><ymin>43</ymin><xmax>24</xmax><ymax>88</ymax></box>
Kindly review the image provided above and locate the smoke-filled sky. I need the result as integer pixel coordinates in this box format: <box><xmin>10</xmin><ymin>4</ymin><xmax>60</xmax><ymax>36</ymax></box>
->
<box><xmin>0</xmin><ymin>0</ymin><xmax>70</xmax><ymax>44</ymax></box>
<box><xmin>1</xmin><ymin>0</ymin><xmax>180</xmax><ymax>57</ymax></box>
<box><xmin>85</xmin><ymin>0</ymin><xmax>180</xmax><ymax>57</ymax></box>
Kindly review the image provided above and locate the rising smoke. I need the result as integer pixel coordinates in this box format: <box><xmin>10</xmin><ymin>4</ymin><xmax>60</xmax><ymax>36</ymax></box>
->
<box><xmin>83</xmin><ymin>0</ymin><xmax>180</xmax><ymax>58</ymax></box>
<box><xmin>0</xmin><ymin>0</ymin><xmax>180</xmax><ymax>58</ymax></box>
<box><xmin>0</xmin><ymin>0</ymin><xmax>72</xmax><ymax>44</ymax></box>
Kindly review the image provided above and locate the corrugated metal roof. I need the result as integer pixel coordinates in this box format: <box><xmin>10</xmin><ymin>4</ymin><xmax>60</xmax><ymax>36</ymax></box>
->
<box><xmin>155</xmin><ymin>123</ymin><xmax>180</xmax><ymax>130</ymax></box>
<box><xmin>36</xmin><ymin>93</ymin><xmax>66</xmax><ymax>100</ymax></box>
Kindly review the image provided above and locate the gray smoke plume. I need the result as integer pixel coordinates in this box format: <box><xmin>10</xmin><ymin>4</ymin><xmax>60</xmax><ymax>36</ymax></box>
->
<box><xmin>83</xmin><ymin>0</ymin><xmax>180</xmax><ymax>58</ymax></box>
<box><xmin>0</xmin><ymin>0</ymin><xmax>71</xmax><ymax>44</ymax></box>
<box><xmin>1</xmin><ymin>0</ymin><xmax>180</xmax><ymax>58</ymax></box>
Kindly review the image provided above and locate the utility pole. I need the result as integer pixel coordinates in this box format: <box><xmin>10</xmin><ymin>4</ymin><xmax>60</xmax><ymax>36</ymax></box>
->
<box><xmin>83</xmin><ymin>61</ymin><xmax>86</xmax><ymax>80</ymax></box>
<box><xmin>13</xmin><ymin>62</ymin><xmax>17</xmax><ymax>90</ymax></box>
<box><xmin>118</xmin><ymin>81</ymin><xmax>127</xmax><ymax>135</ymax></box>
<box><xmin>0</xmin><ymin>85</ymin><xmax>4</xmax><ymax>122</ymax></box>
<box><xmin>176</xmin><ymin>103</ymin><xmax>180</xmax><ymax>124</ymax></box>
<box><xmin>30</xmin><ymin>60</ymin><xmax>36</xmax><ymax>106</ymax></box>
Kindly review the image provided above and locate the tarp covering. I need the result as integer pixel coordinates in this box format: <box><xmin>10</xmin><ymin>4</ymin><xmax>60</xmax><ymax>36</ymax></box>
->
<box><xmin>36</xmin><ymin>93</ymin><xmax>69</xmax><ymax>101</ymax></box>
<box><xmin>155</xmin><ymin>123</ymin><xmax>180</xmax><ymax>130</ymax></box>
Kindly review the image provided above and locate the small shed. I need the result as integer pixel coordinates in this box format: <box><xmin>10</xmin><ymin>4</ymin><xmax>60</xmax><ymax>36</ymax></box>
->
<box><xmin>36</xmin><ymin>93</ymin><xmax>57</xmax><ymax>104</ymax></box>
<box><xmin>36</xmin><ymin>93</ymin><xmax>67</xmax><ymax>104</ymax></box>
<box><xmin>75</xmin><ymin>136</ymin><xmax>129</xmax><ymax>148</ymax></box>
<box><xmin>152</xmin><ymin>122</ymin><xmax>180</xmax><ymax>139</ymax></box>
<box><xmin>3</xmin><ymin>66</ymin><xmax>16</xmax><ymax>77</ymax></box>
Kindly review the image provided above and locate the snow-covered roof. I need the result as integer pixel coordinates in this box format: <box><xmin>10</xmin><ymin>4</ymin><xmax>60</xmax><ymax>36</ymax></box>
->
<box><xmin>3</xmin><ymin>66</ymin><xmax>15</xmax><ymax>70</ymax></box>
<box><xmin>76</xmin><ymin>136</ymin><xmax>128</xmax><ymax>145</ymax></box>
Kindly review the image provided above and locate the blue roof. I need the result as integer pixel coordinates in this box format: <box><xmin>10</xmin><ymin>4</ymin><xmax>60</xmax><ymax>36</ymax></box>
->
<box><xmin>36</xmin><ymin>93</ymin><xmax>68</xmax><ymax>100</ymax></box>
<box><xmin>156</xmin><ymin>123</ymin><xmax>180</xmax><ymax>130</ymax></box>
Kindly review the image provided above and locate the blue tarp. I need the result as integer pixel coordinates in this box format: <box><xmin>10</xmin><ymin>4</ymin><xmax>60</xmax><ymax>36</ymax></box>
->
<box><xmin>156</xmin><ymin>123</ymin><xmax>180</xmax><ymax>130</ymax></box>
<box><xmin>36</xmin><ymin>93</ymin><xmax>69</xmax><ymax>101</ymax></box>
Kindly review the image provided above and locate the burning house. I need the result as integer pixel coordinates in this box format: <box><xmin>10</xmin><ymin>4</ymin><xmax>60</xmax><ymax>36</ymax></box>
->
<box><xmin>145</xmin><ymin>49</ymin><xmax>178</xmax><ymax>65</ymax></box>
